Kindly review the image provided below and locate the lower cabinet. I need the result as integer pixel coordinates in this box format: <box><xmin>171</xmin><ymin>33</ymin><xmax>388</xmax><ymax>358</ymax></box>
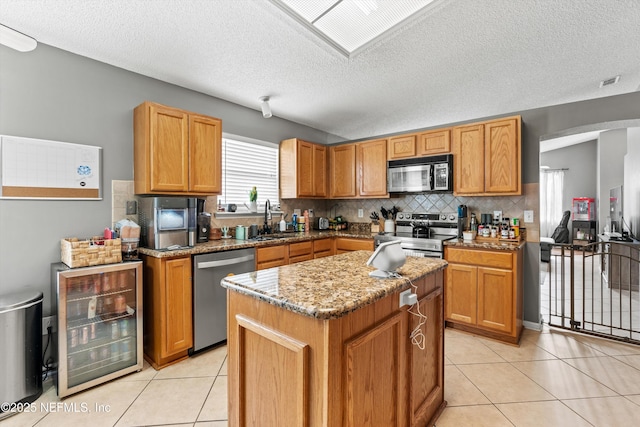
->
<box><xmin>257</xmin><ymin>237</ymin><xmax>371</xmax><ymax>269</ymax></box>
<box><xmin>141</xmin><ymin>254</ymin><xmax>193</xmax><ymax>369</ymax></box>
<box><xmin>289</xmin><ymin>241</ymin><xmax>313</xmax><ymax>264</ymax></box>
<box><xmin>335</xmin><ymin>237</ymin><xmax>374</xmax><ymax>254</ymax></box>
<box><xmin>313</xmin><ymin>238</ymin><xmax>334</xmax><ymax>258</ymax></box>
<box><xmin>256</xmin><ymin>244</ymin><xmax>289</xmax><ymax>270</ymax></box>
<box><xmin>444</xmin><ymin>246</ymin><xmax>523</xmax><ymax>344</ymax></box>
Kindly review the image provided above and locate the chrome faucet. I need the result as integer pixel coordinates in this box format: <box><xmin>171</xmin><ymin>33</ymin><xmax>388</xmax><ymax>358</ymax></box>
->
<box><xmin>264</xmin><ymin>199</ymin><xmax>272</xmax><ymax>234</ymax></box>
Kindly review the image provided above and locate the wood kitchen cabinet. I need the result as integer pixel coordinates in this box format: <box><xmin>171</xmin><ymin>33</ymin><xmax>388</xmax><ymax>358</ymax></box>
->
<box><xmin>141</xmin><ymin>254</ymin><xmax>193</xmax><ymax>369</ymax></box>
<box><xmin>444</xmin><ymin>246</ymin><xmax>523</xmax><ymax>344</ymax></box>
<box><xmin>388</xmin><ymin>134</ymin><xmax>417</xmax><ymax>159</ymax></box>
<box><xmin>313</xmin><ymin>238</ymin><xmax>334</xmax><ymax>258</ymax></box>
<box><xmin>452</xmin><ymin>115</ymin><xmax>521</xmax><ymax>196</ymax></box>
<box><xmin>256</xmin><ymin>244</ymin><xmax>289</xmax><ymax>270</ymax></box>
<box><xmin>335</xmin><ymin>237</ymin><xmax>374</xmax><ymax>254</ymax></box>
<box><xmin>330</xmin><ymin>144</ymin><xmax>357</xmax><ymax>198</ymax></box>
<box><xmin>279</xmin><ymin>138</ymin><xmax>328</xmax><ymax>198</ymax></box>
<box><xmin>418</xmin><ymin>128</ymin><xmax>451</xmax><ymax>156</ymax></box>
<box><xmin>134</xmin><ymin>101</ymin><xmax>222</xmax><ymax>196</ymax></box>
<box><xmin>288</xmin><ymin>240</ymin><xmax>313</xmax><ymax>264</ymax></box>
<box><xmin>330</xmin><ymin>139</ymin><xmax>388</xmax><ymax>198</ymax></box>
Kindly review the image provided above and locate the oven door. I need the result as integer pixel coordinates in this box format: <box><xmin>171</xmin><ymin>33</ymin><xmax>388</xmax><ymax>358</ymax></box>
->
<box><xmin>387</xmin><ymin>164</ymin><xmax>432</xmax><ymax>192</ymax></box>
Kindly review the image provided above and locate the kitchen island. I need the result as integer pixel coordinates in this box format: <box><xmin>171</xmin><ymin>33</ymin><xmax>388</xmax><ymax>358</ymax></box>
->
<box><xmin>221</xmin><ymin>251</ymin><xmax>447</xmax><ymax>427</ymax></box>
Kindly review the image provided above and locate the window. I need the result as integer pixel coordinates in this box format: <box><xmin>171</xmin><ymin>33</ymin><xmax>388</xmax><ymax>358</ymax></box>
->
<box><xmin>220</xmin><ymin>135</ymin><xmax>279</xmax><ymax>208</ymax></box>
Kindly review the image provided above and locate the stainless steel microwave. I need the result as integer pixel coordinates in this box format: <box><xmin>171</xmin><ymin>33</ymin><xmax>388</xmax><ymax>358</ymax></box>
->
<box><xmin>387</xmin><ymin>154</ymin><xmax>453</xmax><ymax>193</ymax></box>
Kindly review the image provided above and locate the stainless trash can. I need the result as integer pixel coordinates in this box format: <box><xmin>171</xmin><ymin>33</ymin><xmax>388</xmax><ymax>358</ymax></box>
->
<box><xmin>0</xmin><ymin>291</ymin><xmax>43</xmax><ymax>420</ymax></box>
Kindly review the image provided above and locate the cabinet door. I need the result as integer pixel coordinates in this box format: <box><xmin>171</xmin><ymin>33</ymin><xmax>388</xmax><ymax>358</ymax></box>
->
<box><xmin>410</xmin><ymin>290</ymin><xmax>444</xmax><ymax>427</ymax></box>
<box><xmin>296</xmin><ymin>140</ymin><xmax>315</xmax><ymax>197</ymax></box>
<box><xmin>418</xmin><ymin>128</ymin><xmax>451</xmax><ymax>156</ymax></box>
<box><xmin>453</xmin><ymin>124</ymin><xmax>484</xmax><ymax>195</ymax></box>
<box><xmin>330</xmin><ymin>144</ymin><xmax>357</xmax><ymax>198</ymax></box>
<box><xmin>445</xmin><ymin>263</ymin><xmax>477</xmax><ymax>324</ymax></box>
<box><xmin>357</xmin><ymin>139</ymin><xmax>388</xmax><ymax>197</ymax></box>
<box><xmin>312</xmin><ymin>143</ymin><xmax>328</xmax><ymax>197</ymax></box>
<box><xmin>484</xmin><ymin>117</ymin><xmax>520</xmax><ymax>194</ymax></box>
<box><xmin>388</xmin><ymin>134</ymin><xmax>416</xmax><ymax>159</ymax></box>
<box><xmin>477</xmin><ymin>267</ymin><xmax>513</xmax><ymax>333</ymax></box>
<box><xmin>163</xmin><ymin>257</ymin><xmax>193</xmax><ymax>357</ymax></box>
<box><xmin>189</xmin><ymin>114</ymin><xmax>222</xmax><ymax>194</ymax></box>
<box><xmin>149</xmin><ymin>104</ymin><xmax>189</xmax><ymax>192</ymax></box>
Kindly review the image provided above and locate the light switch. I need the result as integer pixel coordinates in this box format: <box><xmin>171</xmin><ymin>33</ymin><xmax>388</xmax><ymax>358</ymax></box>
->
<box><xmin>358</xmin><ymin>209</ymin><xmax>364</xmax><ymax>218</ymax></box>
<box><xmin>524</xmin><ymin>210</ymin><xmax>534</xmax><ymax>223</ymax></box>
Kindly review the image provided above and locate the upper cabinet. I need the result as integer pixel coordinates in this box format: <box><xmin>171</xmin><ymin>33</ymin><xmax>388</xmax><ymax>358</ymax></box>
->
<box><xmin>418</xmin><ymin>128</ymin><xmax>451</xmax><ymax>156</ymax></box>
<box><xmin>453</xmin><ymin>116</ymin><xmax>521</xmax><ymax>196</ymax></box>
<box><xmin>357</xmin><ymin>138</ymin><xmax>388</xmax><ymax>197</ymax></box>
<box><xmin>330</xmin><ymin>139</ymin><xmax>388</xmax><ymax>198</ymax></box>
<box><xmin>279</xmin><ymin>138</ymin><xmax>328</xmax><ymax>198</ymax></box>
<box><xmin>134</xmin><ymin>101</ymin><xmax>222</xmax><ymax>196</ymax></box>
<box><xmin>388</xmin><ymin>134</ymin><xmax>416</xmax><ymax>159</ymax></box>
<box><xmin>387</xmin><ymin>128</ymin><xmax>451</xmax><ymax>160</ymax></box>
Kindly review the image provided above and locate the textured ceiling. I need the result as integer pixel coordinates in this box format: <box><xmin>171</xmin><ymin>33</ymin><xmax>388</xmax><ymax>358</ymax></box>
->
<box><xmin>1</xmin><ymin>0</ymin><xmax>640</xmax><ymax>141</ymax></box>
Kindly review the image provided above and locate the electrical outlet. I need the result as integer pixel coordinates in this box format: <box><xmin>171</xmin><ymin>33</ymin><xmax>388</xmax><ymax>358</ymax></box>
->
<box><xmin>493</xmin><ymin>211</ymin><xmax>502</xmax><ymax>222</ymax></box>
<box><xmin>126</xmin><ymin>200</ymin><xmax>137</xmax><ymax>215</ymax></box>
<box><xmin>399</xmin><ymin>289</ymin><xmax>417</xmax><ymax>307</ymax></box>
<box><xmin>293</xmin><ymin>208</ymin><xmax>301</xmax><ymax>216</ymax></box>
<box><xmin>524</xmin><ymin>210</ymin><xmax>534</xmax><ymax>223</ymax></box>
<box><xmin>358</xmin><ymin>208</ymin><xmax>364</xmax><ymax>218</ymax></box>
<box><xmin>42</xmin><ymin>315</ymin><xmax>55</xmax><ymax>335</ymax></box>
<box><xmin>308</xmin><ymin>209</ymin><xmax>314</xmax><ymax>217</ymax></box>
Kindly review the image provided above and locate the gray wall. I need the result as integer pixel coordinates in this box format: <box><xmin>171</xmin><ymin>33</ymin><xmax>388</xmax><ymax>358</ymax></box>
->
<box><xmin>541</xmin><ymin>140</ymin><xmax>597</xmax><ymax>231</ymax></box>
<box><xmin>3</xmin><ymin>42</ymin><xmax>640</xmax><ymax>326</ymax></box>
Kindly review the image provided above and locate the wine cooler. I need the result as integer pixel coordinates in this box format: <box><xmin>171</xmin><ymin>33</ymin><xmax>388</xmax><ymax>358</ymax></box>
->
<box><xmin>51</xmin><ymin>261</ymin><xmax>143</xmax><ymax>397</ymax></box>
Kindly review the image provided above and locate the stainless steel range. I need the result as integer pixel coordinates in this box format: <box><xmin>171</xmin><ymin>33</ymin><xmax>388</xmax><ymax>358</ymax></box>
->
<box><xmin>373</xmin><ymin>212</ymin><xmax>458</xmax><ymax>258</ymax></box>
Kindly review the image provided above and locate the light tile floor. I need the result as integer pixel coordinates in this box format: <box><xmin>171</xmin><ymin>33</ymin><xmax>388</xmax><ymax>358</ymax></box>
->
<box><xmin>5</xmin><ymin>327</ymin><xmax>640</xmax><ymax>426</ymax></box>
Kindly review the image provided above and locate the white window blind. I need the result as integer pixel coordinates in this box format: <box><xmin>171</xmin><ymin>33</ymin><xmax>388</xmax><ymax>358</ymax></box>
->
<box><xmin>220</xmin><ymin>137</ymin><xmax>279</xmax><ymax>207</ymax></box>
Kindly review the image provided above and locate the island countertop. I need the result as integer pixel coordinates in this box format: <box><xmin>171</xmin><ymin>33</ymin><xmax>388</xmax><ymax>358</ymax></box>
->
<box><xmin>221</xmin><ymin>250</ymin><xmax>447</xmax><ymax>320</ymax></box>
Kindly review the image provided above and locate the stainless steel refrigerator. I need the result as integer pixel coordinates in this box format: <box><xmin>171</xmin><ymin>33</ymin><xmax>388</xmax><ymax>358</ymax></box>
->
<box><xmin>51</xmin><ymin>261</ymin><xmax>143</xmax><ymax>397</ymax></box>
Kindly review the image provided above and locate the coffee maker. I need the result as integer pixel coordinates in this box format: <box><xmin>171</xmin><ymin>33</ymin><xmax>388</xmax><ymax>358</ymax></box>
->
<box><xmin>197</xmin><ymin>199</ymin><xmax>211</xmax><ymax>243</ymax></box>
<box><xmin>457</xmin><ymin>204</ymin><xmax>468</xmax><ymax>239</ymax></box>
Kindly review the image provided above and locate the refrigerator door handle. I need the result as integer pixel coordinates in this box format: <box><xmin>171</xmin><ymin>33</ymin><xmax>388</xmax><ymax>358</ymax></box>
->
<box><xmin>197</xmin><ymin>255</ymin><xmax>255</xmax><ymax>269</ymax></box>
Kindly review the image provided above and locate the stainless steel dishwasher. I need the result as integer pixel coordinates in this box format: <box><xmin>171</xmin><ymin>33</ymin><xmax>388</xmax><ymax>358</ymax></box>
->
<box><xmin>192</xmin><ymin>248</ymin><xmax>256</xmax><ymax>352</ymax></box>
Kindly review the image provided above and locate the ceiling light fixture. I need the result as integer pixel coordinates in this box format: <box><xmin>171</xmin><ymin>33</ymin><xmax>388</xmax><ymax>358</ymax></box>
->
<box><xmin>0</xmin><ymin>24</ymin><xmax>37</xmax><ymax>52</ymax></box>
<box><xmin>259</xmin><ymin>96</ymin><xmax>272</xmax><ymax>118</ymax></box>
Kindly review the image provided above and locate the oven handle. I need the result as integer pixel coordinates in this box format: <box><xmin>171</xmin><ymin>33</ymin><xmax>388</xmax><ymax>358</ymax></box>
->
<box><xmin>197</xmin><ymin>255</ymin><xmax>255</xmax><ymax>269</ymax></box>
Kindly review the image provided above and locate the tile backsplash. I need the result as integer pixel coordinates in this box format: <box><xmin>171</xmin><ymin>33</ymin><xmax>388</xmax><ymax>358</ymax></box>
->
<box><xmin>112</xmin><ymin>180</ymin><xmax>539</xmax><ymax>241</ymax></box>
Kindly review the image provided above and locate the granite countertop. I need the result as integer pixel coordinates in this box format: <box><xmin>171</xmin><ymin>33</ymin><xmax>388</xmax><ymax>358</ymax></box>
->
<box><xmin>445</xmin><ymin>238</ymin><xmax>526</xmax><ymax>250</ymax></box>
<box><xmin>138</xmin><ymin>230</ymin><xmax>375</xmax><ymax>258</ymax></box>
<box><xmin>221</xmin><ymin>251</ymin><xmax>447</xmax><ymax>320</ymax></box>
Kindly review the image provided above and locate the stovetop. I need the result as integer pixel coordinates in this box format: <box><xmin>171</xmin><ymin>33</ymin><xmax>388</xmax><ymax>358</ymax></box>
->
<box><xmin>374</xmin><ymin>211</ymin><xmax>459</xmax><ymax>252</ymax></box>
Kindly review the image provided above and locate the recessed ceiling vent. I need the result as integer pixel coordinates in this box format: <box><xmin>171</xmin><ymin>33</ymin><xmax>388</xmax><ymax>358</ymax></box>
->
<box><xmin>600</xmin><ymin>75</ymin><xmax>620</xmax><ymax>88</ymax></box>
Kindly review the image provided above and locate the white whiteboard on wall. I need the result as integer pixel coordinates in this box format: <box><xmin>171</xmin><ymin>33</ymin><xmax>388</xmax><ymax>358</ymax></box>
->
<box><xmin>0</xmin><ymin>135</ymin><xmax>102</xmax><ymax>200</ymax></box>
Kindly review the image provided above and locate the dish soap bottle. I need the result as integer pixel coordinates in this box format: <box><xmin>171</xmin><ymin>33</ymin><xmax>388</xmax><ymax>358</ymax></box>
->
<box><xmin>279</xmin><ymin>214</ymin><xmax>286</xmax><ymax>232</ymax></box>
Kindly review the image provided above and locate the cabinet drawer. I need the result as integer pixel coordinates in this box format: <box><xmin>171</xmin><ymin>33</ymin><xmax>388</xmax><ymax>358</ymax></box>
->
<box><xmin>313</xmin><ymin>238</ymin><xmax>334</xmax><ymax>258</ymax></box>
<box><xmin>289</xmin><ymin>241</ymin><xmax>313</xmax><ymax>264</ymax></box>
<box><xmin>257</xmin><ymin>245</ymin><xmax>288</xmax><ymax>264</ymax></box>
<box><xmin>446</xmin><ymin>248</ymin><xmax>513</xmax><ymax>269</ymax></box>
<box><xmin>335</xmin><ymin>238</ymin><xmax>374</xmax><ymax>253</ymax></box>
<box><xmin>289</xmin><ymin>241</ymin><xmax>313</xmax><ymax>258</ymax></box>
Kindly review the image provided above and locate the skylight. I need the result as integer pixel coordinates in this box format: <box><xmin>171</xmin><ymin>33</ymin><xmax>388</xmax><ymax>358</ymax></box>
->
<box><xmin>271</xmin><ymin>0</ymin><xmax>437</xmax><ymax>56</ymax></box>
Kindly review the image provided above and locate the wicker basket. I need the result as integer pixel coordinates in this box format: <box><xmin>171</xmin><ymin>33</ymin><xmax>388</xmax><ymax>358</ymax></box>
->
<box><xmin>61</xmin><ymin>237</ymin><xmax>122</xmax><ymax>268</ymax></box>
